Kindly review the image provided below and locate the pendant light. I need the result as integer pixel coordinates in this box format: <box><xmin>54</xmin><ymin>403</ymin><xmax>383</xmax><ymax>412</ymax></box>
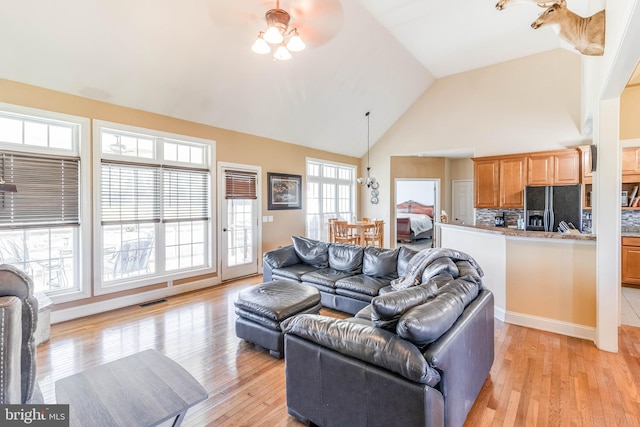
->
<box><xmin>356</xmin><ymin>112</ymin><xmax>379</xmax><ymax>204</ymax></box>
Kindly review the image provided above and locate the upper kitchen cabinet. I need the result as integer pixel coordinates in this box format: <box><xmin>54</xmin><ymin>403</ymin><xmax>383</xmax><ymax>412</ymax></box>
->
<box><xmin>473</xmin><ymin>156</ymin><xmax>527</xmax><ymax>209</ymax></box>
<box><xmin>499</xmin><ymin>157</ymin><xmax>527</xmax><ymax>208</ymax></box>
<box><xmin>578</xmin><ymin>145</ymin><xmax>593</xmax><ymax>181</ymax></box>
<box><xmin>527</xmin><ymin>150</ymin><xmax>580</xmax><ymax>186</ymax></box>
<box><xmin>622</xmin><ymin>147</ymin><xmax>640</xmax><ymax>179</ymax></box>
<box><xmin>473</xmin><ymin>159</ymin><xmax>499</xmax><ymax>208</ymax></box>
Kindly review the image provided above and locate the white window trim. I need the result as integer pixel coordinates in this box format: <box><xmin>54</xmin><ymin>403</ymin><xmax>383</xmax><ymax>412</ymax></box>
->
<box><xmin>92</xmin><ymin>120</ymin><xmax>216</xmax><ymax>295</ymax></box>
<box><xmin>0</xmin><ymin>102</ymin><xmax>92</xmax><ymax>304</ymax></box>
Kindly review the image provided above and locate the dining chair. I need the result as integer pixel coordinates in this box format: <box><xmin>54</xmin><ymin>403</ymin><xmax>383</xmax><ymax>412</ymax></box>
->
<box><xmin>327</xmin><ymin>217</ymin><xmax>338</xmax><ymax>243</ymax></box>
<box><xmin>331</xmin><ymin>221</ymin><xmax>358</xmax><ymax>245</ymax></box>
<box><xmin>364</xmin><ymin>220</ymin><xmax>384</xmax><ymax>247</ymax></box>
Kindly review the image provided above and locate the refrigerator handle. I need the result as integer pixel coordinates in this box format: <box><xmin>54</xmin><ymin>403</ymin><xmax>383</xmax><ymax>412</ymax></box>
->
<box><xmin>548</xmin><ymin>186</ymin><xmax>554</xmax><ymax>232</ymax></box>
<box><xmin>543</xmin><ymin>187</ymin><xmax>549</xmax><ymax>231</ymax></box>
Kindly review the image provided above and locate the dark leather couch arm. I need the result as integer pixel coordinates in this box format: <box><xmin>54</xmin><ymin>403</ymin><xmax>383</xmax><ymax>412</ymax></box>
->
<box><xmin>263</xmin><ymin>246</ymin><xmax>300</xmax><ymax>281</ymax></box>
<box><xmin>282</xmin><ymin>314</ymin><xmax>441</xmax><ymax>386</ymax></box>
<box><xmin>422</xmin><ymin>289</ymin><xmax>494</xmax><ymax>427</ymax></box>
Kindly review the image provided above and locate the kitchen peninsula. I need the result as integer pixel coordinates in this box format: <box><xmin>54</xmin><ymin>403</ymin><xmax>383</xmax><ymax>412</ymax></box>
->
<box><xmin>439</xmin><ymin>223</ymin><xmax>596</xmax><ymax>341</ymax></box>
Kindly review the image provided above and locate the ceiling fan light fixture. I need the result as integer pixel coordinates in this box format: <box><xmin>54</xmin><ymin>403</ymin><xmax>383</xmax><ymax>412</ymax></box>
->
<box><xmin>251</xmin><ymin>33</ymin><xmax>271</xmax><ymax>54</ymax></box>
<box><xmin>274</xmin><ymin>44</ymin><xmax>292</xmax><ymax>61</ymax></box>
<box><xmin>286</xmin><ymin>30</ymin><xmax>305</xmax><ymax>52</ymax></box>
<box><xmin>253</xmin><ymin>1</ymin><xmax>304</xmax><ymax>60</ymax></box>
<box><xmin>263</xmin><ymin>24</ymin><xmax>284</xmax><ymax>44</ymax></box>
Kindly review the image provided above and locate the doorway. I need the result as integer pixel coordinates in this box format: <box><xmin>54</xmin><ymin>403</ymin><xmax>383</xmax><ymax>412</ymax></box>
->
<box><xmin>452</xmin><ymin>180</ymin><xmax>474</xmax><ymax>225</ymax></box>
<box><xmin>394</xmin><ymin>179</ymin><xmax>439</xmax><ymax>250</ymax></box>
<box><xmin>219</xmin><ymin>163</ymin><xmax>261</xmax><ymax>281</ymax></box>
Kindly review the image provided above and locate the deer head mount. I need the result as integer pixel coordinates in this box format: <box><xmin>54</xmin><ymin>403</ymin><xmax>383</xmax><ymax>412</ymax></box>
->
<box><xmin>496</xmin><ymin>0</ymin><xmax>605</xmax><ymax>56</ymax></box>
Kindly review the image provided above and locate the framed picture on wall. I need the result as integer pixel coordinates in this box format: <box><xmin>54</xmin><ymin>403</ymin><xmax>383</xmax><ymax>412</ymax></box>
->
<box><xmin>268</xmin><ymin>173</ymin><xmax>302</xmax><ymax>210</ymax></box>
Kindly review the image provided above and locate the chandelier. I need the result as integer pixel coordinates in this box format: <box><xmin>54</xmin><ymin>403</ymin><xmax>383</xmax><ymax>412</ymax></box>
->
<box><xmin>251</xmin><ymin>1</ymin><xmax>305</xmax><ymax>61</ymax></box>
<box><xmin>357</xmin><ymin>112</ymin><xmax>380</xmax><ymax>204</ymax></box>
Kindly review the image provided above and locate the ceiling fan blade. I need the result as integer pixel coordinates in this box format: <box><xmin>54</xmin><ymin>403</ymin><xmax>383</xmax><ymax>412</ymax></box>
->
<box><xmin>290</xmin><ymin>0</ymin><xmax>344</xmax><ymax>48</ymax></box>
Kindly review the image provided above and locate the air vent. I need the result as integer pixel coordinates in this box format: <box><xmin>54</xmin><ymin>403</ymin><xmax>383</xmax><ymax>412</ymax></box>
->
<box><xmin>139</xmin><ymin>299</ymin><xmax>167</xmax><ymax>308</ymax></box>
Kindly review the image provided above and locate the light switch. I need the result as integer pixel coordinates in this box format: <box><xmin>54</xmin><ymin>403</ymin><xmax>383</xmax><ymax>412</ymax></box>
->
<box><xmin>268</xmin><ymin>216</ymin><xmax>274</xmax><ymax>222</ymax></box>
<box><xmin>262</xmin><ymin>216</ymin><xmax>268</xmax><ymax>222</ymax></box>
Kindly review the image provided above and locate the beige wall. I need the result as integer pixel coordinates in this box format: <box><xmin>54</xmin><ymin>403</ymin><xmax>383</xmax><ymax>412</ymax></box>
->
<box><xmin>361</xmin><ymin>49</ymin><xmax>587</xmax><ymax>238</ymax></box>
<box><xmin>621</xmin><ymin>85</ymin><xmax>640</xmax><ymax>139</ymax></box>
<box><xmin>506</xmin><ymin>239</ymin><xmax>596</xmax><ymax>327</ymax></box>
<box><xmin>0</xmin><ymin>78</ymin><xmax>358</xmax><ymax>309</ymax></box>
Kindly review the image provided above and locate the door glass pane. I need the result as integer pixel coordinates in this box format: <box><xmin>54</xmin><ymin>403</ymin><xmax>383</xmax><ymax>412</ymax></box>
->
<box><xmin>227</xmin><ymin>199</ymin><xmax>253</xmax><ymax>267</ymax></box>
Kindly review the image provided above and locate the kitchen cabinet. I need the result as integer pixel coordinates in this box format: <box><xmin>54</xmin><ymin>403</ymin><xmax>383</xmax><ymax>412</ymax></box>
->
<box><xmin>579</xmin><ymin>145</ymin><xmax>593</xmax><ymax>180</ymax></box>
<box><xmin>528</xmin><ymin>150</ymin><xmax>580</xmax><ymax>186</ymax></box>
<box><xmin>474</xmin><ymin>148</ymin><xmax>580</xmax><ymax>209</ymax></box>
<box><xmin>474</xmin><ymin>159</ymin><xmax>499</xmax><ymax>208</ymax></box>
<box><xmin>622</xmin><ymin>237</ymin><xmax>640</xmax><ymax>287</ymax></box>
<box><xmin>499</xmin><ymin>157</ymin><xmax>527</xmax><ymax>208</ymax></box>
<box><xmin>622</xmin><ymin>147</ymin><xmax>640</xmax><ymax>175</ymax></box>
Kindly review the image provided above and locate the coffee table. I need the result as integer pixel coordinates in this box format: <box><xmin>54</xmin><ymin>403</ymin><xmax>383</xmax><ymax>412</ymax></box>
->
<box><xmin>55</xmin><ymin>349</ymin><xmax>207</xmax><ymax>427</ymax></box>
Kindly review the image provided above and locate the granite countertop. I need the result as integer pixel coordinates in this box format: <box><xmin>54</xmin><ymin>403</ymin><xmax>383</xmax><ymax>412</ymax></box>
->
<box><xmin>622</xmin><ymin>231</ymin><xmax>640</xmax><ymax>237</ymax></box>
<box><xmin>438</xmin><ymin>223</ymin><xmax>597</xmax><ymax>241</ymax></box>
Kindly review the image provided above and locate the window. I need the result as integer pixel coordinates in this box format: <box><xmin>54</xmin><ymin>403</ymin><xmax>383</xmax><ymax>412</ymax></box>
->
<box><xmin>0</xmin><ymin>104</ymin><xmax>89</xmax><ymax>298</ymax></box>
<box><xmin>94</xmin><ymin>121</ymin><xmax>214</xmax><ymax>294</ymax></box>
<box><xmin>306</xmin><ymin>158</ymin><xmax>356</xmax><ymax>241</ymax></box>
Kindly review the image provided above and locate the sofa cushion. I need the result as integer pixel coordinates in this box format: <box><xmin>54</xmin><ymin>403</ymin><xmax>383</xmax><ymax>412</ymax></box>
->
<box><xmin>292</xmin><ymin>236</ymin><xmax>329</xmax><ymax>268</ymax></box>
<box><xmin>396</xmin><ymin>292</ymin><xmax>465</xmax><ymax>346</ymax></box>
<box><xmin>362</xmin><ymin>247</ymin><xmax>399</xmax><ymax>280</ymax></box>
<box><xmin>335</xmin><ymin>274</ymin><xmax>390</xmax><ymax>297</ymax></box>
<box><xmin>263</xmin><ymin>245</ymin><xmax>301</xmax><ymax>269</ymax></box>
<box><xmin>335</xmin><ymin>288</ymin><xmax>375</xmax><ymax>303</ymax></box>
<box><xmin>328</xmin><ymin>243</ymin><xmax>364</xmax><ymax>274</ymax></box>
<box><xmin>370</xmin><ymin>281</ymin><xmax>439</xmax><ymax>331</ymax></box>
<box><xmin>272</xmin><ymin>264</ymin><xmax>318</xmax><ymax>282</ymax></box>
<box><xmin>282</xmin><ymin>314</ymin><xmax>441</xmax><ymax>387</ymax></box>
<box><xmin>301</xmin><ymin>268</ymin><xmax>354</xmax><ymax>289</ymax></box>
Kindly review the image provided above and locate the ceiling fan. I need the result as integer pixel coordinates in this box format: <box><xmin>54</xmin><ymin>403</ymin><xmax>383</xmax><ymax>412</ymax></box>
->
<box><xmin>208</xmin><ymin>0</ymin><xmax>344</xmax><ymax>49</ymax></box>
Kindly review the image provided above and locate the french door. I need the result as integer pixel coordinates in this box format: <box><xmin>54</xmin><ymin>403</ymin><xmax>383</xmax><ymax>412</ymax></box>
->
<box><xmin>219</xmin><ymin>164</ymin><xmax>260</xmax><ymax>281</ymax></box>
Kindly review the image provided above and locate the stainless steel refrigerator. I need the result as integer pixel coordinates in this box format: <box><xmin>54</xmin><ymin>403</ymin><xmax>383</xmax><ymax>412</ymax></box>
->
<box><xmin>524</xmin><ymin>184</ymin><xmax>582</xmax><ymax>232</ymax></box>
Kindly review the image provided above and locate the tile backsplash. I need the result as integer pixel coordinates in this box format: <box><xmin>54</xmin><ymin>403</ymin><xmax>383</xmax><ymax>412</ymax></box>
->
<box><xmin>476</xmin><ymin>209</ymin><xmax>594</xmax><ymax>232</ymax></box>
<box><xmin>621</xmin><ymin>210</ymin><xmax>640</xmax><ymax>232</ymax></box>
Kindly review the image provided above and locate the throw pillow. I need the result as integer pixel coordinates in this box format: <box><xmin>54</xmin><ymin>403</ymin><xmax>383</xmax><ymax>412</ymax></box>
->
<box><xmin>362</xmin><ymin>247</ymin><xmax>399</xmax><ymax>280</ymax></box>
<box><xmin>291</xmin><ymin>236</ymin><xmax>329</xmax><ymax>268</ymax></box>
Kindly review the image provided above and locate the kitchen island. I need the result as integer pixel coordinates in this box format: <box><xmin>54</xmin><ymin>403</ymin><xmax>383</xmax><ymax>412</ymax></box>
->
<box><xmin>438</xmin><ymin>223</ymin><xmax>596</xmax><ymax>341</ymax></box>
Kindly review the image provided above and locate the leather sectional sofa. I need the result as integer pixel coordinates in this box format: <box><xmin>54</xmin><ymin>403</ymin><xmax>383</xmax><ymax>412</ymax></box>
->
<box><xmin>262</xmin><ymin>237</ymin><xmax>495</xmax><ymax>427</ymax></box>
<box><xmin>263</xmin><ymin>236</ymin><xmax>420</xmax><ymax>314</ymax></box>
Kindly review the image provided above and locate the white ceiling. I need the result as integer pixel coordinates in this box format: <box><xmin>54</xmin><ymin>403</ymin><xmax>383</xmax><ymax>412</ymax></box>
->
<box><xmin>0</xmin><ymin>0</ymin><xmax>593</xmax><ymax>157</ymax></box>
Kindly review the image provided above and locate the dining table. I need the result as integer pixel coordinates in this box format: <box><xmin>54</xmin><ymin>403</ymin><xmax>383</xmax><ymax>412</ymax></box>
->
<box><xmin>346</xmin><ymin>221</ymin><xmax>377</xmax><ymax>246</ymax></box>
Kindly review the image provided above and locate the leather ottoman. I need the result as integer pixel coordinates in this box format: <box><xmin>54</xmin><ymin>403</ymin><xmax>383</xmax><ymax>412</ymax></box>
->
<box><xmin>234</xmin><ymin>280</ymin><xmax>322</xmax><ymax>358</ymax></box>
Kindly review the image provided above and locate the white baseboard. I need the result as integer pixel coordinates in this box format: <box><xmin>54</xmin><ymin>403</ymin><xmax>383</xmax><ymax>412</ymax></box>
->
<box><xmin>504</xmin><ymin>310</ymin><xmax>596</xmax><ymax>342</ymax></box>
<box><xmin>494</xmin><ymin>306</ymin><xmax>506</xmax><ymax>322</ymax></box>
<box><xmin>51</xmin><ymin>277</ymin><xmax>221</xmax><ymax>324</ymax></box>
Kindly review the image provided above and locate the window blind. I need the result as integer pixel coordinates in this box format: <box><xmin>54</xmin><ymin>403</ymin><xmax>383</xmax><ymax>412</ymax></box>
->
<box><xmin>163</xmin><ymin>168</ymin><xmax>209</xmax><ymax>222</ymax></box>
<box><xmin>0</xmin><ymin>152</ymin><xmax>79</xmax><ymax>228</ymax></box>
<box><xmin>225</xmin><ymin>169</ymin><xmax>257</xmax><ymax>200</ymax></box>
<box><xmin>101</xmin><ymin>163</ymin><xmax>160</xmax><ymax>225</ymax></box>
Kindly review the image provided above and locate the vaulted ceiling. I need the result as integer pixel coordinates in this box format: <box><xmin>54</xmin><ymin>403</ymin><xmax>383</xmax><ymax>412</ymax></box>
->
<box><xmin>0</xmin><ymin>0</ymin><xmax>597</xmax><ymax>157</ymax></box>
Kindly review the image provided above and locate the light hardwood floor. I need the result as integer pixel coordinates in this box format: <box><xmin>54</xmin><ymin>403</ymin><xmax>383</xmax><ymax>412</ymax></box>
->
<box><xmin>37</xmin><ymin>276</ymin><xmax>640</xmax><ymax>426</ymax></box>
